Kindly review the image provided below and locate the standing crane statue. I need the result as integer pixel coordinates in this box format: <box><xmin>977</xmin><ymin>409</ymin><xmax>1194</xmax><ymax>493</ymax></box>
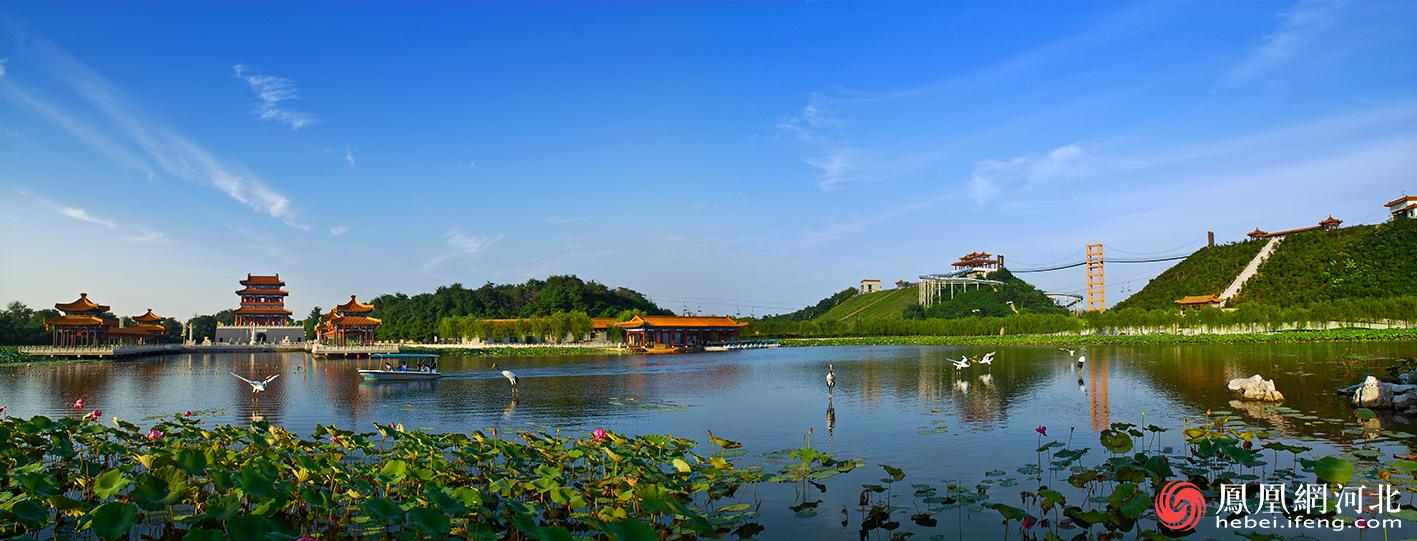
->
<box><xmin>826</xmin><ymin>364</ymin><xmax>836</xmax><ymax>389</ymax></box>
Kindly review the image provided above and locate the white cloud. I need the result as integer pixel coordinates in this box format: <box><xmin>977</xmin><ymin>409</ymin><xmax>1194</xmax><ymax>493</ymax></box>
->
<box><xmin>1223</xmin><ymin>0</ymin><xmax>1348</xmax><ymax>85</ymax></box>
<box><xmin>345</xmin><ymin>145</ymin><xmax>354</xmax><ymax>166</ymax></box>
<box><xmin>424</xmin><ymin>229</ymin><xmax>504</xmax><ymax>270</ymax></box>
<box><xmin>329</xmin><ymin>226</ymin><xmax>350</xmax><ymax>236</ymax></box>
<box><xmin>0</xmin><ymin>57</ymin><xmax>8</xmax><ymax>77</ymax></box>
<box><xmin>967</xmin><ymin>144</ymin><xmax>1086</xmax><ymax>204</ymax></box>
<box><xmin>59</xmin><ymin>206</ymin><xmax>117</xmax><ymax>229</ymax></box>
<box><xmin>544</xmin><ymin>216</ymin><xmax>574</xmax><ymax>224</ymax></box>
<box><xmin>232</xmin><ymin>64</ymin><xmax>316</xmax><ymax>129</ymax></box>
<box><xmin>0</xmin><ymin>27</ymin><xmax>303</xmax><ymax>227</ymax></box>
<box><xmin>122</xmin><ymin>229</ymin><xmax>165</xmax><ymax>243</ymax></box>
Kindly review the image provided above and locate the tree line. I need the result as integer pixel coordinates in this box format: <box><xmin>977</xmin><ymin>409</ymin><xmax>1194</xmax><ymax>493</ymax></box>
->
<box><xmin>744</xmin><ymin>296</ymin><xmax>1417</xmax><ymax>338</ymax></box>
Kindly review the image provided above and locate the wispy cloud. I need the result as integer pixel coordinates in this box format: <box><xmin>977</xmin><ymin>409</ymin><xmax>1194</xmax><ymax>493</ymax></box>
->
<box><xmin>344</xmin><ymin>145</ymin><xmax>354</xmax><ymax>166</ymax></box>
<box><xmin>424</xmin><ymin>229</ymin><xmax>503</xmax><ymax>270</ymax></box>
<box><xmin>1223</xmin><ymin>0</ymin><xmax>1348</xmax><ymax>85</ymax></box>
<box><xmin>329</xmin><ymin>226</ymin><xmax>350</xmax><ymax>236</ymax></box>
<box><xmin>58</xmin><ymin>206</ymin><xmax>117</xmax><ymax>229</ymax></box>
<box><xmin>122</xmin><ymin>228</ymin><xmax>165</xmax><ymax>243</ymax></box>
<box><xmin>968</xmin><ymin>145</ymin><xmax>1085</xmax><ymax>204</ymax></box>
<box><xmin>544</xmin><ymin>216</ymin><xmax>574</xmax><ymax>224</ymax></box>
<box><xmin>0</xmin><ymin>24</ymin><xmax>304</xmax><ymax>228</ymax></box>
<box><xmin>232</xmin><ymin>64</ymin><xmax>316</xmax><ymax>129</ymax></box>
<box><xmin>0</xmin><ymin>57</ymin><xmax>8</xmax><ymax>77</ymax></box>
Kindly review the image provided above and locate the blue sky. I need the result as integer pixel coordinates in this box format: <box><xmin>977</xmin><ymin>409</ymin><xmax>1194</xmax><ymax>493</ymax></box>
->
<box><xmin>1</xmin><ymin>1</ymin><xmax>1413</xmax><ymax>320</ymax></box>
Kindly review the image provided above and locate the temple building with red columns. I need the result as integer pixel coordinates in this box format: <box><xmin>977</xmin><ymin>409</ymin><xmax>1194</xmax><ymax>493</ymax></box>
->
<box><xmin>317</xmin><ymin>295</ymin><xmax>382</xmax><ymax>346</ymax></box>
<box><xmin>42</xmin><ymin>294</ymin><xmax>166</xmax><ymax>346</ymax></box>
<box><xmin>616</xmin><ymin>315</ymin><xmax>748</xmax><ymax>349</ymax></box>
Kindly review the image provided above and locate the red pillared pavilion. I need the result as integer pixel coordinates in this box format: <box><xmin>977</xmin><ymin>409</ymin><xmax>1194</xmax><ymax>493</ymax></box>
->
<box><xmin>232</xmin><ymin>274</ymin><xmax>293</xmax><ymax>326</ymax></box>
<box><xmin>952</xmin><ymin>251</ymin><xmax>1001</xmax><ymax>272</ymax></box>
<box><xmin>615</xmin><ymin>315</ymin><xmax>748</xmax><ymax>348</ymax></box>
<box><xmin>317</xmin><ymin>295</ymin><xmax>382</xmax><ymax>346</ymax></box>
<box><xmin>43</xmin><ymin>294</ymin><xmax>165</xmax><ymax>346</ymax></box>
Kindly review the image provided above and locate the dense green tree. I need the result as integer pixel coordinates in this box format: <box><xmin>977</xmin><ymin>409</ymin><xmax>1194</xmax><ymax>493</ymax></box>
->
<box><xmin>304</xmin><ymin>307</ymin><xmax>324</xmax><ymax>342</ymax></box>
<box><xmin>370</xmin><ymin>275</ymin><xmax>666</xmax><ymax>342</ymax></box>
<box><xmin>764</xmin><ymin>288</ymin><xmax>858</xmax><ymax>322</ymax></box>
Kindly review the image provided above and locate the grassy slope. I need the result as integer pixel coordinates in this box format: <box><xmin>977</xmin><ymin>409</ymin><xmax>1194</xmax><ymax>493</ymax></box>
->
<box><xmin>820</xmin><ymin>287</ymin><xmax>919</xmax><ymax>321</ymax></box>
<box><xmin>1236</xmin><ymin>219</ymin><xmax>1417</xmax><ymax>305</ymax></box>
<box><xmin>1114</xmin><ymin>239</ymin><xmax>1266</xmax><ymax>311</ymax></box>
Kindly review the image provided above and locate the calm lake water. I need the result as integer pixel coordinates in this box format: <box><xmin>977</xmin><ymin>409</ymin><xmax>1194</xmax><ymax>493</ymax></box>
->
<box><xmin>3</xmin><ymin>341</ymin><xmax>1416</xmax><ymax>539</ymax></box>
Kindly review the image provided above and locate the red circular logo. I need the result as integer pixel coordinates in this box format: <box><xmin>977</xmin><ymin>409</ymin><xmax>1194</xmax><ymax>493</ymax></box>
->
<box><xmin>1155</xmin><ymin>480</ymin><xmax>1204</xmax><ymax>530</ymax></box>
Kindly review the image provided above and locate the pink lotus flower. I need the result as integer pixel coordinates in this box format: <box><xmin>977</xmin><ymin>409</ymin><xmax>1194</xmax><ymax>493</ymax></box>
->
<box><xmin>592</xmin><ymin>429</ymin><xmax>608</xmax><ymax>442</ymax></box>
<box><xmin>184</xmin><ymin>411</ymin><xmax>192</xmax><ymax>417</ymax></box>
<box><xmin>1036</xmin><ymin>426</ymin><xmax>1047</xmax><ymax>437</ymax></box>
<box><xmin>1022</xmin><ymin>517</ymin><xmax>1034</xmax><ymax>530</ymax></box>
<box><xmin>85</xmin><ymin>409</ymin><xmax>102</xmax><ymax>420</ymax></box>
<box><xmin>330</xmin><ymin>435</ymin><xmax>341</xmax><ymax>443</ymax></box>
<box><xmin>298</xmin><ymin>538</ymin><xmax>316</xmax><ymax>541</ymax></box>
<box><xmin>73</xmin><ymin>398</ymin><xmax>84</xmax><ymax>410</ymax></box>
<box><xmin>147</xmin><ymin>429</ymin><xmax>163</xmax><ymax>440</ymax></box>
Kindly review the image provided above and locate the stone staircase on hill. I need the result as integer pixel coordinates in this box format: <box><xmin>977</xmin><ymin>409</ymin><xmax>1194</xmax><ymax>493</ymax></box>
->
<box><xmin>1219</xmin><ymin>236</ymin><xmax>1284</xmax><ymax>304</ymax></box>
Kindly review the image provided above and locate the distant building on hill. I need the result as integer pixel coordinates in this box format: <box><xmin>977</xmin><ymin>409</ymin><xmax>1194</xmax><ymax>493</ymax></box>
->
<box><xmin>1388</xmin><ymin>196</ymin><xmax>1416</xmax><ymax>221</ymax></box>
<box><xmin>952</xmin><ymin>251</ymin><xmax>1001</xmax><ymax>277</ymax></box>
<box><xmin>860</xmin><ymin>279</ymin><xmax>881</xmax><ymax>294</ymax></box>
<box><xmin>896</xmin><ymin>280</ymin><xmax>911</xmax><ymax>289</ymax></box>
<box><xmin>1245</xmin><ymin>216</ymin><xmax>1343</xmax><ymax>239</ymax></box>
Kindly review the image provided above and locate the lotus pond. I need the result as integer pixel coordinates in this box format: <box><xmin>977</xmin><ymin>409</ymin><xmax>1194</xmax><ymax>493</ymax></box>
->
<box><xmin>2</xmin><ymin>341</ymin><xmax>1417</xmax><ymax>540</ymax></box>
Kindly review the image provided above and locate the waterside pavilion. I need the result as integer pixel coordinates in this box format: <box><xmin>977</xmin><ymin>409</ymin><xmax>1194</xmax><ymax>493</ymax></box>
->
<box><xmin>615</xmin><ymin>315</ymin><xmax>748</xmax><ymax>349</ymax></box>
<box><xmin>42</xmin><ymin>294</ymin><xmax>166</xmax><ymax>346</ymax></box>
<box><xmin>317</xmin><ymin>295</ymin><xmax>383</xmax><ymax>346</ymax></box>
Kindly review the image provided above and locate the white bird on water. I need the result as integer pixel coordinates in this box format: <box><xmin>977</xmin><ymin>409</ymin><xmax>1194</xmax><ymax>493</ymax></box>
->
<box><xmin>492</xmin><ymin>363</ymin><xmax>519</xmax><ymax>389</ymax></box>
<box><xmin>978</xmin><ymin>351</ymin><xmax>996</xmax><ymax>365</ymax></box>
<box><xmin>231</xmin><ymin>372</ymin><xmax>280</xmax><ymax>393</ymax></box>
<box><xmin>951</xmin><ymin>357</ymin><xmax>971</xmax><ymax>369</ymax></box>
<box><xmin>1076</xmin><ymin>355</ymin><xmax>1087</xmax><ymax>367</ymax></box>
<box><xmin>826</xmin><ymin>364</ymin><xmax>836</xmax><ymax>388</ymax></box>
<box><xmin>1059</xmin><ymin>347</ymin><xmax>1081</xmax><ymax>357</ymax></box>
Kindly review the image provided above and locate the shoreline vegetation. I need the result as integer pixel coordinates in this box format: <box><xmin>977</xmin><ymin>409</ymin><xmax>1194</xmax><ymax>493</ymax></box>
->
<box><xmin>4</xmin><ymin>396</ymin><xmax>1416</xmax><ymax>540</ymax></box>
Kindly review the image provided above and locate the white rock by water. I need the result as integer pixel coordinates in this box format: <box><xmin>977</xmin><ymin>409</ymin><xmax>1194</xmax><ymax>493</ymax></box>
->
<box><xmin>1227</xmin><ymin>374</ymin><xmax>1285</xmax><ymax>402</ymax></box>
<box><xmin>1352</xmin><ymin>376</ymin><xmax>1395</xmax><ymax>408</ymax></box>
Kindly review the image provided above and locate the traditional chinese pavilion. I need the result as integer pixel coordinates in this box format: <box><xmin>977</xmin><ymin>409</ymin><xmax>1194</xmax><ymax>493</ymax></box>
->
<box><xmin>232</xmin><ymin>274</ymin><xmax>293</xmax><ymax>326</ymax></box>
<box><xmin>615</xmin><ymin>315</ymin><xmax>748</xmax><ymax>349</ymax></box>
<box><xmin>42</xmin><ymin>294</ymin><xmax>165</xmax><ymax>346</ymax></box>
<box><xmin>1174</xmin><ymin>295</ymin><xmax>1223</xmax><ymax>313</ymax></box>
<box><xmin>44</xmin><ymin>293</ymin><xmax>114</xmax><ymax>346</ymax></box>
<box><xmin>317</xmin><ymin>295</ymin><xmax>382</xmax><ymax>346</ymax></box>
<box><xmin>952</xmin><ymin>252</ymin><xmax>1001</xmax><ymax>273</ymax></box>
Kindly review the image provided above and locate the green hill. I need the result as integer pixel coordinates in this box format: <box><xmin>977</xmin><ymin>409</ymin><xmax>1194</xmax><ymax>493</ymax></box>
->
<box><xmin>906</xmin><ymin>268</ymin><xmax>1067</xmax><ymax>319</ymax></box>
<box><xmin>1235</xmin><ymin>219</ymin><xmax>1417</xmax><ymax>305</ymax></box>
<box><xmin>822</xmin><ymin>286</ymin><xmax>920</xmax><ymax>321</ymax></box>
<box><xmin>1119</xmin><ymin>219</ymin><xmax>1417</xmax><ymax>310</ymax></box>
<box><xmin>1113</xmin><ymin>239</ymin><xmax>1265</xmax><ymax>311</ymax></box>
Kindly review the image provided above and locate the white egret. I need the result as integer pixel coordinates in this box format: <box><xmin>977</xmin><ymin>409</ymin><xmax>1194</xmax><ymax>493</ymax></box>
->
<box><xmin>826</xmin><ymin>364</ymin><xmax>836</xmax><ymax>388</ymax></box>
<box><xmin>979</xmin><ymin>351</ymin><xmax>996</xmax><ymax>365</ymax></box>
<box><xmin>951</xmin><ymin>357</ymin><xmax>971</xmax><ymax>369</ymax></box>
<box><xmin>1059</xmin><ymin>347</ymin><xmax>1081</xmax><ymax>357</ymax></box>
<box><xmin>231</xmin><ymin>372</ymin><xmax>279</xmax><ymax>393</ymax></box>
<box><xmin>492</xmin><ymin>363</ymin><xmax>519</xmax><ymax>388</ymax></box>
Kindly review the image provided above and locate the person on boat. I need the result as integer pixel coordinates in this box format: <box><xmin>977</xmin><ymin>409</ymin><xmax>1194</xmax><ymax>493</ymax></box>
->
<box><xmin>400</xmin><ymin>360</ymin><xmax>408</xmax><ymax>372</ymax></box>
<box><xmin>385</xmin><ymin>362</ymin><xmax>393</xmax><ymax>371</ymax></box>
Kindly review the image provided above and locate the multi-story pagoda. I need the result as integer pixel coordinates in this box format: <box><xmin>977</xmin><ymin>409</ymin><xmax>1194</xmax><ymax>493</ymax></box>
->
<box><xmin>215</xmin><ymin>273</ymin><xmax>305</xmax><ymax>344</ymax></box>
<box><xmin>233</xmin><ymin>274</ymin><xmax>293</xmax><ymax>326</ymax></box>
<box><xmin>317</xmin><ymin>295</ymin><xmax>382</xmax><ymax>346</ymax></box>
